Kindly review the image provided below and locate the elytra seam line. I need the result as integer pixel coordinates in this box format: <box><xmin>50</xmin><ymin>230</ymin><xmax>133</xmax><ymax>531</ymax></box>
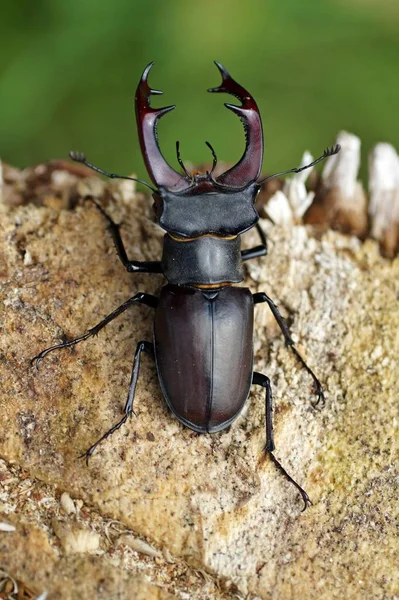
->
<box><xmin>206</xmin><ymin>300</ymin><xmax>215</xmax><ymax>432</ymax></box>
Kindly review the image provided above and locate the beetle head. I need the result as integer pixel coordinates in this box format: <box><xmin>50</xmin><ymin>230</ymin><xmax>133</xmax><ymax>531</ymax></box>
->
<box><xmin>135</xmin><ymin>62</ymin><xmax>263</xmax><ymax>238</ymax></box>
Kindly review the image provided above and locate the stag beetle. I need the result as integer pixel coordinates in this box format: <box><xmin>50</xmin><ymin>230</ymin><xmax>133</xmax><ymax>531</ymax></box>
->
<box><xmin>32</xmin><ymin>62</ymin><xmax>340</xmax><ymax>510</ymax></box>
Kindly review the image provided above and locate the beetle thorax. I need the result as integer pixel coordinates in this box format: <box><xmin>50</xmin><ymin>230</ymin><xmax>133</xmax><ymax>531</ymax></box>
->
<box><xmin>154</xmin><ymin>182</ymin><xmax>260</xmax><ymax>238</ymax></box>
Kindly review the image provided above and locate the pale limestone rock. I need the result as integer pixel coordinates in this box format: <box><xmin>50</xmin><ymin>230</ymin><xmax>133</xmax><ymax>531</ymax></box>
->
<box><xmin>0</xmin><ymin>517</ymin><xmax>176</xmax><ymax>599</ymax></box>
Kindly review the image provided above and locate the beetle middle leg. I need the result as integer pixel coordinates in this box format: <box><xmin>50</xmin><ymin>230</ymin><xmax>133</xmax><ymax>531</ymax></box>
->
<box><xmin>253</xmin><ymin>292</ymin><xmax>325</xmax><ymax>407</ymax></box>
<box><xmin>80</xmin><ymin>341</ymin><xmax>154</xmax><ymax>464</ymax></box>
<box><xmin>31</xmin><ymin>292</ymin><xmax>157</xmax><ymax>368</ymax></box>
<box><xmin>241</xmin><ymin>223</ymin><xmax>268</xmax><ymax>261</ymax></box>
<box><xmin>253</xmin><ymin>371</ymin><xmax>311</xmax><ymax>511</ymax></box>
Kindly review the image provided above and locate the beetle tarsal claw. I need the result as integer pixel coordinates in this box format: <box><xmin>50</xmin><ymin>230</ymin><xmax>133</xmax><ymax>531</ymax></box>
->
<box><xmin>300</xmin><ymin>493</ymin><xmax>313</xmax><ymax>512</ymax></box>
<box><xmin>312</xmin><ymin>388</ymin><xmax>326</xmax><ymax>409</ymax></box>
<box><xmin>30</xmin><ymin>355</ymin><xmax>41</xmax><ymax>370</ymax></box>
<box><xmin>78</xmin><ymin>451</ymin><xmax>91</xmax><ymax>466</ymax></box>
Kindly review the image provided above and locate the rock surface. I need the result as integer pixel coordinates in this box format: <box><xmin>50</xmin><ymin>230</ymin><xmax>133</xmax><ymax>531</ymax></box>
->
<box><xmin>0</xmin><ymin>164</ymin><xmax>397</xmax><ymax>599</ymax></box>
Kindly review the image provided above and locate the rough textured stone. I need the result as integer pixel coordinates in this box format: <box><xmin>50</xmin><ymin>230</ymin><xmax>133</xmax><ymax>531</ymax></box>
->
<box><xmin>0</xmin><ymin>164</ymin><xmax>397</xmax><ymax>599</ymax></box>
<box><xmin>0</xmin><ymin>517</ymin><xmax>176</xmax><ymax>599</ymax></box>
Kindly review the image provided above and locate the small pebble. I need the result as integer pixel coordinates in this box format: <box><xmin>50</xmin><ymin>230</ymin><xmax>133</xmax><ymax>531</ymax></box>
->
<box><xmin>0</xmin><ymin>522</ymin><xmax>16</xmax><ymax>532</ymax></box>
<box><xmin>117</xmin><ymin>535</ymin><xmax>160</xmax><ymax>558</ymax></box>
<box><xmin>60</xmin><ymin>492</ymin><xmax>76</xmax><ymax>515</ymax></box>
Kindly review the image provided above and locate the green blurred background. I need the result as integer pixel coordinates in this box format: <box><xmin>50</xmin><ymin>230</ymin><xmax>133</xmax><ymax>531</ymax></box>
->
<box><xmin>0</xmin><ymin>0</ymin><xmax>398</xmax><ymax>182</ymax></box>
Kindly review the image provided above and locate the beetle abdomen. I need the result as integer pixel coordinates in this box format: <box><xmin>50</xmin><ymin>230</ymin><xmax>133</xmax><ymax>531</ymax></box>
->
<box><xmin>154</xmin><ymin>285</ymin><xmax>254</xmax><ymax>433</ymax></box>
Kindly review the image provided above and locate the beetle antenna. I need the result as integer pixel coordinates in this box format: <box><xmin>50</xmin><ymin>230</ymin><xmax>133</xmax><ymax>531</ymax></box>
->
<box><xmin>257</xmin><ymin>144</ymin><xmax>341</xmax><ymax>185</ymax></box>
<box><xmin>69</xmin><ymin>151</ymin><xmax>158</xmax><ymax>193</ymax></box>
<box><xmin>175</xmin><ymin>141</ymin><xmax>193</xmax><ymax>180</ymax></box>
<box><xmin>205</xmin><ymin>141</ymin><xmax>218</xmax><ymax>175</ymax></box>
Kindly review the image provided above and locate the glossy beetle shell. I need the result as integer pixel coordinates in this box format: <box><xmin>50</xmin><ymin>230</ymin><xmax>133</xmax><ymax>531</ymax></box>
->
<box><xmin>154</xmin><ymin>285</ymin><xmax>254</xmax><ymax>433</ymax></box>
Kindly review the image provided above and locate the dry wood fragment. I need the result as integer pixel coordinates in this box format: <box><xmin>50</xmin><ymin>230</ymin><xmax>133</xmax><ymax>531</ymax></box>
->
<box><xmin>368</xmin><ymin>142</ymin><xmax>399</xmax><ymax>257</ymax></box>
<box><xmin>265</xmin><ymin>151</ymin><xmax>315</xmax><ymax>225</ymax></box>
<box><xmin>304</xmin><ymin>131</ymin><xmax>368</xmax><ymax>236</ymax></box>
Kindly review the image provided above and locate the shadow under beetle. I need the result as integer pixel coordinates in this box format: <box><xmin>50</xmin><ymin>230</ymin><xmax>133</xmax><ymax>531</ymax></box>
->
<box><xmin>32</xmin><ymin>62</ymin><xmax>340</xmax><ymax>510</ymax></box>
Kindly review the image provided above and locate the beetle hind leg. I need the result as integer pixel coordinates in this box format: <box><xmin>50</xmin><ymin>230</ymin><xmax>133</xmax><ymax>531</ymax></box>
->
<box><xmin>253</xmin><ymin>292</ymin><xmax>325</xmax><ymax>407</ymax></box>
<box><xmin>253</xmin><ymin>371</ymin><xmax>312</xmax><ymax>511</ymax></box>
<box><xmin>80</xmin><ymin>341</ymin><xmax>154</xmax><ymax>465</ymax></box>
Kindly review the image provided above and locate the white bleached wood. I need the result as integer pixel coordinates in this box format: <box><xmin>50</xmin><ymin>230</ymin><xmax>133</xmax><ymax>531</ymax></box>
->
<box><xmin>322</xmin><ymin>131</ymin><xmax>361</xmax><ymax>199</ymax></box>
<box><xmin>283</xmin><ymin>151</ymin><xmax>315</xmax><ymax>220</ymax></box>
<box><xmin>265</xmin><ymin>190</ymin><xmax>294</xmax><ymax>225</ymax></box>
<box><xmin>368</xmin><ymin>143</ymin><xmax>399</xmax><ymax>241</ymax></box>
<box><xmin>265</xmin><ymin>151</ymin><xmax>315</xmax><ymax>224</ymax></box>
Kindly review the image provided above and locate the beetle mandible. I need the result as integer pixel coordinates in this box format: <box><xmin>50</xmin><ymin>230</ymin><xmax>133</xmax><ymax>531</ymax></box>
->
<box><xmin>32</xmin><ymin>62</ymin><xmax>340</xmax><ymax>510</ymax></box>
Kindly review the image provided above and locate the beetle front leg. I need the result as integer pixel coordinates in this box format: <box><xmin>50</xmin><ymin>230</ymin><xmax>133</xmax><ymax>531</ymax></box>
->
<box><xmin>253</xmin><ymin>371</ymin><xmax>311</xmax><ymax>511</ymax></box>
<box><xmin>81</xmin><ymin>341</ymin><xmax>154</xmax><ymax>464</ymax></box>
<box><xmin>253</xmin><ymin>292</ymin><xmax>324</xmax><ymax>407</ymax></box>
<box><xmin>31</xmin><ymin>292</ymin><xmax>157</xmax><ymax>368</ymax></box>
<box><xmin>86</xmin><ymin>197</ymin><xmax>163</xmax><ymax>274</ymax></box>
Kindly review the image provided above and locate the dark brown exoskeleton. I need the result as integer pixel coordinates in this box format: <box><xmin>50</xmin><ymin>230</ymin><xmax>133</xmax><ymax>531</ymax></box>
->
<box><xmin>32</xmin><ymin>62</ymin><xmax>340</xmax><ymax>510</ymax></box>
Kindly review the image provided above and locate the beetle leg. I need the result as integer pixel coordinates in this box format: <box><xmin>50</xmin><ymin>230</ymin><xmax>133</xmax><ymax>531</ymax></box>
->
<box><xmin>253</xmin><ymin>371</ymin><xmax>311</xmax><ymax>512</ymax></box>
<box><xmin>241</xmin><ymin>223</ymin><xmax>268</xmax><ymax>261</ymax></box>
<box><xmin>252</xmin><ymin>292</ymin><xmax>325</xmax><ymax>407</ymax></box>
<box><xmin>85</xmin><ymin>197</ymin><xmax>163</xmax><ymax>274</ymax></box>
<box><xmin>31</xmin><ymin>292</ymin><xmax>157</xmax><ymax>369</ymax></box>
<box><xmin>80</xmin><ymin>341</ymin><xmax>154</xmax><ymax>464</ymax></box>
